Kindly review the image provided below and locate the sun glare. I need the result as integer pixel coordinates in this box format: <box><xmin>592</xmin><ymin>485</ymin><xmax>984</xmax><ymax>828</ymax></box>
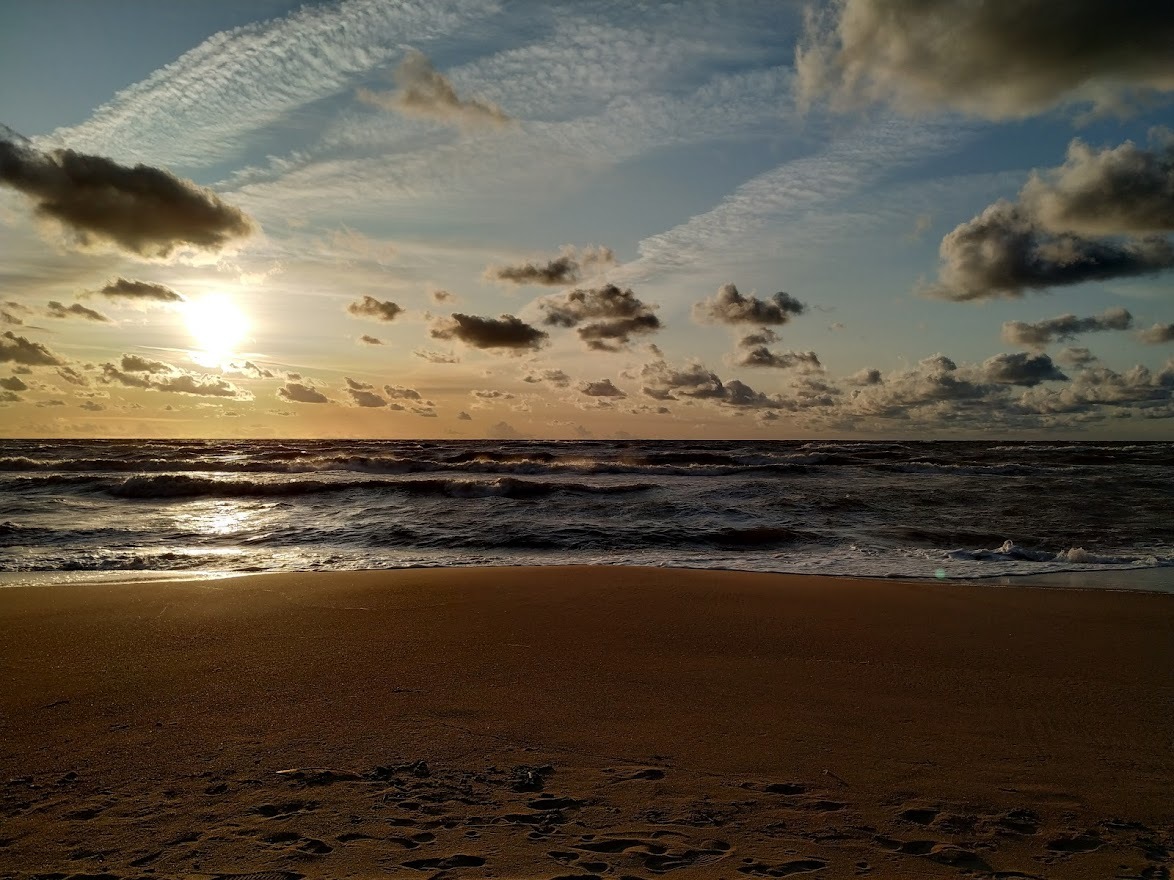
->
<box><xmin>184</xmin><ymin>294</ymin><xmax>249</xmax><ymax>366</ymax></box>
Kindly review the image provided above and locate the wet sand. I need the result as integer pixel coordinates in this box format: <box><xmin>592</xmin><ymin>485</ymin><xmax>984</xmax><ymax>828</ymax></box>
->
<box><xmin>1</xmin><ymin>567</ymin><xmax>1171</xmax><ymax>878</ymax></box>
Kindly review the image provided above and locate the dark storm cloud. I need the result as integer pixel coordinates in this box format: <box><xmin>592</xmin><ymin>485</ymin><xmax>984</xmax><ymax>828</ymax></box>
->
<box><xmin>487</xmin><ymin>246</ymin><xmax>614</xmax><ymax>287</ymax></box>
<box><xmin>1138</xmin><ymin>323</ymin><xmax>1174</xmax><ymax>344</ymax></box>
<box><xmin>538</xmin><ymin>284</ymin><xmax>660</xmax><ymax>352</ymax></box>
<box><xmin>346</xmin><ymin>295</ymin><xmax>404</xmax><ymax>322</ymax></box>
<box><xmin>579</xmin><ymin>379</ymin><xmax>626</xmax><ymax>398</ymax></box>
<box><xmin>92</xmin><ymin>278</ymin><xmax>184</xmax><ymax>304</ymax></box>
<box><xmin>693</xmin><ymin>284</ymin><xmax>806</xmax><ymax>326</ymax></box>
<box><xmin>430</xmin><ymin>313</ymin><xmax>548</xmax><ymax>353</ymax></box>
<box><xmin>928</xmin><ymin>200</ymin><xmax>1174</xmax><ymax>301</ymax></box>
<box><xmin>277</xmin><ymin>382</ymin><xmax>330</xmax><ymax>404</ymax></box>
<box><xmin>0</xmin><ymin>331</ymin><xmax>63</xmax><ymax>366</ymax></box>
<box><xmin>357</xmin><ymin>49</ymin><xmax>512</xmax><ymax>129</ymax></box>
<box><xmin>1002</xmin><ymin>307</ymin><xmax>1133</xmax><ymax>348</ymax></box>
<box><xmin>0</xmin><ymin>138</ymin><xmax>255</xmax><ymax>258</ymax></box>
<box><xmin>1020</xmin><ymin>134</ymin><xmax>1174</xmax><ymax>236</ymax></box>
<box><xmin>796</xmin><ymin>0</ymin><xmax>1174</xmax><ymax>118</ymax></box>
<box><xmin>46</xmin><ymin>300</ymin><xmax>109</xmax><ymax>322</ymax></box>
<box><xmin>980</xmin><ymin>352</ymin><xmax>1068</xmax><ymax>386</ymax></box>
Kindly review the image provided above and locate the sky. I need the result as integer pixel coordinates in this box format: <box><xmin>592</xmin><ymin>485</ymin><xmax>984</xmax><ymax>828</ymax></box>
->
<box><xmin>1</xmin><ymin>0</ymin><xmax>1173</xmax><ymax>440</ymax></box>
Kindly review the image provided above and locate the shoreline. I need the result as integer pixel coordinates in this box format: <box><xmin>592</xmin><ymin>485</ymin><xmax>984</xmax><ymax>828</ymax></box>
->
<box><xmin>3</xmin><ymin>560</ymin><xmax>1173</xmax><ymax>594</ymax></box>
<box><xmin>3</xmin><ymin>566</ymin><xmax>1171</xmax><ymax>878</ymax></box>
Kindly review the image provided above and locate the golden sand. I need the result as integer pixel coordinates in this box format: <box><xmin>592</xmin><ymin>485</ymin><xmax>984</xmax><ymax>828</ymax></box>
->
<box><xmin>1</xmin><ymin>567</ymin><xmax>1171</xmax><ymax>878</ymax></box>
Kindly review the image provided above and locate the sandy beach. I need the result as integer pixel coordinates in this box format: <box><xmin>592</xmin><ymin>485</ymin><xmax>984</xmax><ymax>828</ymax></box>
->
<box><xmin>1</xmin><ymin>567</ymin><xmax>1170</xmax><ymax>879</ymax></box>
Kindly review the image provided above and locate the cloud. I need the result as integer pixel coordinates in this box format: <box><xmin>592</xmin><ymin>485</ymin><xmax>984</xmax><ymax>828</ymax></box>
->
<box><xmin>347</xmin><ymin>295</ymin><xmax>403</xmax><ymax>322</ymax></box>
<box><xmin>347</xmin><ymin>386</ymin><xmax>387</xmax><ymax>407</ymax></box>
<box><xmin>487</xmin><ymin>245</ymin><xmax>615</xmax><ymax>286</ymax></box>
<box><xmin>57</xmin><ymin>365</ymin><xmax>88</xmax><ymax>386</ymax></box>
<box><xmin>430</xmin><ymin>313</ymin><xmax>548</xmax><ymax>353</ymax></box>
<box><xmin>45</xmin><ymin>0</ymin><xmax>499</xmax><ymax>168</ymax></box>
<box><xmin>980</xmin><ymin>352</ymin><xmax>1069</xmax><ymax>386</ymax></box>
<box><xmin>734</xmin><ymin>345</ymin><xmax>822</xmax><ymax>371</ymax></box>
<box><xmin>91</xmin><ymin>278</ymin><xmax>185</xmax><ymax>304</ymax></box>
<box><xmin>796</xmin><ymin>0</ymin><xmax>1174</xmax><ymax>119</ymax></box>
<box><xmin>277</xmin><ymin>382</ymin><xmax>330</xmax><ymax>404</ymax></box>
<box><xmin>471</xmin><ymin>389</ymin><xmax>515</xmax><ymax>407</ymax></box>
<box><xmin>430</xmin><ymin>288</ymin><xmax>455</xmax><ymax>303</ymax></box>
<box><xmin>357</xmin><ymin>49</ymin><xmax>512</xmax><ymax>129</ymax></box>
<box><xmin>79</xmin><ymin>400</ymin><xmax>105</xmax><ymax>412</ymax></box>
<box><xmin>538</xmin><ymin>284</ymin><xmax>660</xmax><ymax>351</ymax></box>
<box><xmin>1057</xmin><ymin>347</ymin><xmax>1097</xmax><ymax>367</ymax></box>
<box><xmin>46</xmin><ymin>301</ymin><xmax>109</xmax><ymax>322</ymax></box>
<box><xmin>693</xmin><ymin>283</ymin><xmax>807</xmax><ymax>325</ymax></box>
<box><xmin>579</xmin><ymin>379</ymin><xmax>626</xmax><ymax>398</ymax></box>
<box><xmin>0</xmin><ymin>331</ymin><xmax>63</xmax><ymax>366</ymax></box>
<box><xmin>383</xmin><ymin>385</ymin><xmax>422</xmax><ymax>400</ymax></box>
<box><xmin>1002</xmin><ymin>307</ymin><xmax>1134</xmax><ymax>348</ymax></box>
<box><xmin>1019</xmin><ymin>361</ymin><xmax>1174</xmax><ymax>415</ymax></box>
<box><xmin>1138</xmin><ymin>323</ymin><xmax>1174</xmax><ymax>344</ymax></box>
<box><xmin>0</xmin><ymin>376</ymin><xmax>28</xmax><ymax>392</ymax></box>
<box><xmin>1019</xmin><ymin>134</ymin><xmax>1174</xmax><ymax>237</ymax></box>
<box><xmin>101</xmin><ymin>358</ymin><xmax>248</xmax><ymax>398</ymax></box>
<box><xmin>523</xmin><ymin>368</ymin><xmax>570</xmax><ymax>388</ymax></box>
<box><xmin>1</xmin><ymin>301</ymin><xmax>30</xmax><ymax>325</ymax></box>
<box><xmin>120</xmin><ymin>354</ymin><xmax>170</xmax><ymax>373</ymax></box>
<box><xmin>0</xmin><ymin>138</ymin><xmax>254</xmax><ymax>258</ymax></box>
<box><xmin>928</xmin><ymin>200</ymin><xmax>1174</xmax><ymax>300</ymax></box>
<box><xmin>640</xmin><ymin>359</ymin><xmax>781</xmax><ymax>409</ymax></box>
<box><xmin>850</xmin><ymin>368</ymin><xmax>882</xmax><ymax>386</ymax></box>
<box><xmin>358</xmin><ymin>334</ymin><xmax>383</xmax><ymax>345</ymax></box>
<box><xmin>487</xmin><ymin>420</ymin><xmax>523</xmax><ymax>439</ymax></box>
<box><xmin>456</xmin><ymin>410</ymin><xmax>471</xmax><ymax>420</ymax></box>
<box><xmin>414</xmin><ymin>348</ymin><xmax>460</xmax><ymax>364</ymax></box>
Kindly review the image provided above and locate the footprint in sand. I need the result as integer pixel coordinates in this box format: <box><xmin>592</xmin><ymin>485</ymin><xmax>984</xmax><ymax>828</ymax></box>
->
<box><xmin>1046</xmin><ymin>832</ymin><xmax>1103</xmax><ymax>853</ymax></box>
<box><xmin>737</xmin><ymin>858</ymin><xmax>827</xmax><ymax>877</ymax></box>
<box><xmin>402</xmin><ymin>854</ymin><xmax>486</xmax><ymax>870</ymax></box>
<box><xmin>762</xmin><ymin>782</ymin><xmax>807</xmax><ymax>795</ymax></box>
<box><xmin>253</xmin><ymin>799</ymin><xmax>317</xmax><ymax>818</ymax></box>
<box><xmin>898</xmin><ymin>807</ymin><xmax>938</xmax><ymax>825</ymax></box>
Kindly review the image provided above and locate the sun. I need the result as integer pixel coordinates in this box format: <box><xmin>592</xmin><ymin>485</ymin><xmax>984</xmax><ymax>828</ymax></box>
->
<box><xmin>183</xmin><ymin>294</ymin><xmax>249</xmax><ymax>366</ymax></box>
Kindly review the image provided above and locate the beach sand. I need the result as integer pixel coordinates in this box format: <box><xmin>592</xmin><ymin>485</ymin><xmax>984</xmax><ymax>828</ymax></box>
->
<box><xmin>1</xmin><ymin>567</ymin><xmax>1170</xmax><ymax>879</ymax></box>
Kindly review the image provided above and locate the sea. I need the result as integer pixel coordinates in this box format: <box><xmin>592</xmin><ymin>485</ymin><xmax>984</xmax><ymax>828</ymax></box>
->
<box><xmin>1</xmin><ymin>439</ymin><xmax>1172</xmax><ymax>590</ymax></box>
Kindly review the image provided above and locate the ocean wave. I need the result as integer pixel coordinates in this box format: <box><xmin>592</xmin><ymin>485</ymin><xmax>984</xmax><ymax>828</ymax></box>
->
<box><xmin>108</xmin><ymin>474</ymin><xmax>655</xmax><ymax>500</ymax></box>
<box><xmin>878</xmin><ymin>461</ymin><xmax>1079</xmax><ymax>477</ymax></box>
<box><xmin>947</xmin><ymin>540</ymin><xmax>1167</xmax><ymax>566</ymax></box>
